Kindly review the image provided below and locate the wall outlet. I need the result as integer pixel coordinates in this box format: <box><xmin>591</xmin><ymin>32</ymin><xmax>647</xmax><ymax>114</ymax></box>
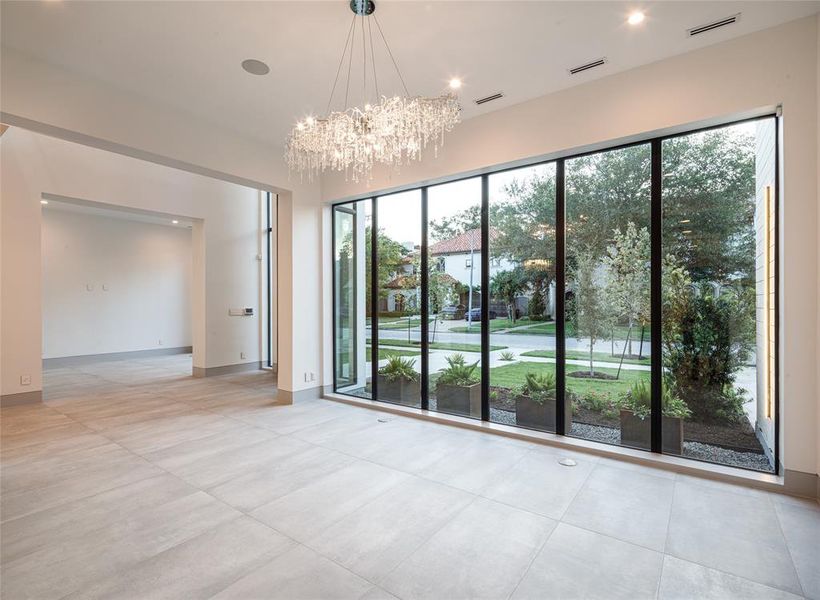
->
<box><xmin>310</xmin><ymin>372</ymin><xmax>316</xmax><ymax>382</ymax></box>
<box><xmin>20</xmin><ymin>375</ymin><xmax>31</xmax><ymax>386</ymax></box>
<box><xmin>158</xmin><ymin>339</ymin><xmax>163</xmax><ymax>346</ymax></box>
<box><xmin>241</xmin><ymin>352</ymin><xmax>246</xmax><ymax>359</ymax></box>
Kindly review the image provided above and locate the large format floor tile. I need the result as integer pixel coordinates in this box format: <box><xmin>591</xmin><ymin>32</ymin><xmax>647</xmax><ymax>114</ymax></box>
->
<box><xmin>1</xmin><ymin>356</ymin><xmax>815</xmax><ymax>600</ymax></box>
<box><xmin>562</xmin><ymin>463</ymin><xmax>675</xmax><ymax>551</ymax></box>
<box><xmin>666</xmin><ymin>481</ymin><xmax>802</xmax><ymax>594</ymax></box>
<box><xmin>775</xmin><ymin>500</ymin><xmax>820</xmax><ymax>599</ymax></box>
<box><xmin>251</xmin><ymin>459</ymin><xmax>410</xmax><ymax>542</ymax></box>
<box><xmin>511</xmin><ymin>523</ymin><xmax>664</xmax><ymax>600</ymax></box>
<box><xmin>482</xmin><ymin>445</ymin><xmax>597</xmax><ymax>519</ymax></box>
<box><xmin>657</xmin><ymin>555</ymin><xmax>803</xmax><ymax>600</ymax></box>
<box><xmin>212</xmin><ymin>544</ymin><xmax>373</xmax><ymax>600</ymax></box>
<box><xmin>308</xmin><ymin>476</ymin><xmax>475</xmax><ymax>582</ymax></box>
<box><xmin>380</xmin><ymin>497</ymin><xmax>557</xmax><ymax>600</ymax></box>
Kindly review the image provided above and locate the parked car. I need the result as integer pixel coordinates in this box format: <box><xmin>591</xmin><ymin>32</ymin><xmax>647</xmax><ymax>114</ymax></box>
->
<box><xmin>441</xmin><ymin>304</ymin><xmax>465</xmax><ymax>320</ymax></box>
<box><xmin>465</xmin><ymin>307</ymin><xmax>497</xmax><ymax>320</ymax></box>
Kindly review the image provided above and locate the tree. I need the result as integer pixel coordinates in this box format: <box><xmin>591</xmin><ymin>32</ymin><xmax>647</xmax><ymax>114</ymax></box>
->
<box><xmin>490</xmin><ymin>268</ymin><xmax>527</xmax><ymax>323</ymax></box>
<box><xmin>429</xmin><ymin>205</ymin><xmax>481</xmax><ymax>242</ymax></box>
<box><xmin>570</xmin><ymin>251</ymin><xmax>613</xmax><ymax>375</ymax></box>
<box><xmin>528</xmin><ymin>278</ymin><xmax>547</xmax><ymax>320</ymax></box>
<box><xmin>364</xmin><ymin>226</ymin><xmax>410</xmax><ymax>314</ymax></box>
<box><xmin>604</xmin><ymin>222</ymin><xmax>650</xmax><ymax>357</ymax></box>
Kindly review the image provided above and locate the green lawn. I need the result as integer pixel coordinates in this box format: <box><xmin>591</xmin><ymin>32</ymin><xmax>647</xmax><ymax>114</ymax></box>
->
<box><xmin>366</xmin><ymin>347</ymin><xmax>421</xmax><ymax>361</ymax></box>
<box><xmin>449</xmin><ymin>318</ymin><xmax>525</xmax><ymax>334</ymax></box>
<box><xmin>371</xmin><ymin>339</ymin><xmax>506</xmax><ymax>353</ymax></box>
<box><xmin>378</xmin><ymin>318</ymin><xmax>424</xmax><ymax>330</ymax></box>
<box><xmin>520</xmin><ymin>349</ymin><xmax>650</xmax><ymax>366</ymax></box>
<box><xmin>489</xmin><ymin>361</ymin><xmax>648</xmax><ymax>398</ymax></box>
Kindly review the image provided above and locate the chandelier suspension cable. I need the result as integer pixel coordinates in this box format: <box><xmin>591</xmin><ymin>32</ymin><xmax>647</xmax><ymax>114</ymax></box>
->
<box><xmin>360</xmin><ymin>12</ymin><xmax>366</xmax><ymax>106</ymax></box>
<box><xmin>344</xmin><ymin>13</ymin><xmax>355</xmax><ymax>109</ymax></box>
<box><xmin>367</xmin><ymin>16</ymin><xmax>379</xmax><ymax>101</ymax></box>
<box><xmin>325</xmin><ymin>14</ymin><xmax>356</xmax><ymax>116</ymax></box>
<box><xmin>373</xmin><ymin>12</ymin><xmax>409</xmax><ymax>97</ymax></box>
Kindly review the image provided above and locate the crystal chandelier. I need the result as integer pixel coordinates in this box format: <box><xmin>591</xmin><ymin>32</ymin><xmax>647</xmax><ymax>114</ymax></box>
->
<box><xmin>286</xmin><ymin>0</ymin><xmax>461</xmax><ymax>182</ymax></box>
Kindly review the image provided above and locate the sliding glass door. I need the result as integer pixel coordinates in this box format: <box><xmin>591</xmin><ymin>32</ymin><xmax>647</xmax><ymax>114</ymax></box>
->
<box><xmin>332</xmin><ymin>115</ymin><xmax>778</xmax><ymax>473</ymax></box>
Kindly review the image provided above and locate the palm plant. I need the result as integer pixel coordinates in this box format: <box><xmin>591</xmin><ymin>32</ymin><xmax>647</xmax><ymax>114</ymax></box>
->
<box><xmin>378</xmin><ymin>356</ymin><xmax>419</xmax><ymax>382</ymax></box>
<box><xmin>436</xmin><ymin>353</ymin><xmax>479</xmax><ymax>387</ymax></box>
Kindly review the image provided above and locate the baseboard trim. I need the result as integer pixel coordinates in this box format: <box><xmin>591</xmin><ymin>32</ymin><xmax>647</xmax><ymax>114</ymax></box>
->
<box><xmin>43</xmin><ymin>347</ymin><xmax>192</xmax><ymax>369</ymax></box>
<box><xmin>784</xmin><ymin>468</ymin><xmax>820</xmax><ymax>499</ymax></box>
<box><xmin>277</xmin><ymin>385</ymin><xmax>323</xmax><ymax>404</ymax></box>
<box><xmin>1</xmin><ymin>390</ymin><xmax>43</xmax><ymax>407</ymax></box>
<box><xmin>193</xmin><ymin>361</ymin><xmax>263</xmax><ymax>378</ymax></box>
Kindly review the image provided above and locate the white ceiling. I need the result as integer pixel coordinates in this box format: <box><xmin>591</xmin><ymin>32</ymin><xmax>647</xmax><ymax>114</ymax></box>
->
<box><xmin>2</xmin><ymin>1</ymin><xmax>818</xmax><ymax>150</ymax></box>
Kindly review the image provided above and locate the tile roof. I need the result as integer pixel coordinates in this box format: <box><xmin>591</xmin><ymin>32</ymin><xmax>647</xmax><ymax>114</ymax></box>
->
<box><xmin>429</xmin><ymin>227</ymin><xmax>500</xmax><ymax>255</ymax></box>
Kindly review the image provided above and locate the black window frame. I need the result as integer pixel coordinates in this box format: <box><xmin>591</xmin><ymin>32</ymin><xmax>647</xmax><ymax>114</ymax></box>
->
<box><xmin>329</xmin><ymin>114</ymin><xmax>781</xmax><ymax>475</ymax></box>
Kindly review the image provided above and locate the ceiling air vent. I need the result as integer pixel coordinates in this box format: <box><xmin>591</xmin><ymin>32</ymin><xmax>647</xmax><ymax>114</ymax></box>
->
<box><xmin>688</xmin><ymin>14</ymin><xmax>740</xmax><ymax>37</ymax></box>
<box><xmin>568</xmin><ymin>58</ymin><xmax>607</xmax><ymax>76</ymax></box>
<box><xmin>474</xmin><ymin>92</ymin><xmax>504</xmax><ymax>106</ymax></box>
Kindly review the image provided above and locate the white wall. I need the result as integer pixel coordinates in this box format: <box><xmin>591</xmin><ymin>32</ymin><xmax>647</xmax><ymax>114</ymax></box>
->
<box><xmin>41</xmin><ymin>209</ymin><xmax>192</xmax><ymax>358</ymax></box>
<box><xmin>0</xmin><ymin>127</ymin><xmax>268</xmax><ymax>396</ymax></box>
<box><xmin>322</xmin><ymin>17</ymin><xmax>820</xmax><ymax>478</ymax></box>
<box><xmin>0</xmin><ymin>45</ymin><xmax>324</xmax><ymax>397</ymax></box>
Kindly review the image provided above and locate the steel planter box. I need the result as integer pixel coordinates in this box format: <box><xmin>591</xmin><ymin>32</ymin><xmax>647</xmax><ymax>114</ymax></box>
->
<box><xmin>619</xmin><ymin>409</ymin><xmax>683</xmax><ymax>455</ymax></box>
<box><xmin>515</xmin><ymin>394</ymin><xmax>572</xmax><ymax>432</ymax></box>
<box><xmin>436</xmin><ymin>383</ymin><xmax>481</xmax><ymax>418</ymax></box>
<box><xmin>377</xmin><ymin>375</ymin><xmax>420</xmax><ymax>406</ymax></box>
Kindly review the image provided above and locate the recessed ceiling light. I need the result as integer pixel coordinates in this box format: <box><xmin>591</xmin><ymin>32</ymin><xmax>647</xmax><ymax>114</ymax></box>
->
<box><xmin>449</xmin><ymin>78</ymin><xmax>462</xmax><ymax>90</ymax></box>
<box><xmin>628</xmin><ymin>11</ymin><xmax>645</xmax><ymax>25</ymax></box>
<box><xmin>241</xmin><ymin>59</ymin><xmax>270</xmax><ymax>76</ymax></box>
<box><xmin>172</xmin><ymin>220</ymin><xmax>179</xmax><ymax>224</ymax></box>
<box><xmin>40</xmin><ymin>200</ymin><xmax>48</xmax><ymax>205</ymax></box>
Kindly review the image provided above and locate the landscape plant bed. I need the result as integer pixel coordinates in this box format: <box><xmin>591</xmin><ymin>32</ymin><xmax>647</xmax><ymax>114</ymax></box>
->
<box><xmin>571</xmin><ymin>405</ymin><xmax>619</xmax><ymax>429</ymax></box>
<box><xmin>682</xmin><ymin>418</ymin><xmax>764</xmax><ymax>454</ymax></box>
<box><xmin>567</xmin><ymin>371</ymin><xmax>618</xmax><ymax>381</ymax></box>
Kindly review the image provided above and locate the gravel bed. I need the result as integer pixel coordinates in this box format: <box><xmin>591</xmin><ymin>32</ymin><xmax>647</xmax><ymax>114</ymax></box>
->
<box><xmin>683</xmin><ymin>441</ymin><xmax>773</xmax><ymax>472</ymax></box>
<box><xmin>570</xmin><ymin>422</ymin><xmax>621</xmax><ymax>445</ymax></box>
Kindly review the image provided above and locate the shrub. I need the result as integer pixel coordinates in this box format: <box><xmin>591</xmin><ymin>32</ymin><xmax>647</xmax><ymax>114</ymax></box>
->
<box><xmin>499</xmin><ymin>351</ymin><xmax>516</xmax><ymax>361</ymax></box>
<box><xmin>620</xmin><ymin>379</ymin><xmax>691</xmax><ymax>420</ymax></box>
<box><xmin>378</xmin><ymin>356</ymin><xmax>418</xmax><ymax>383</ymax></box>
<box><xmin>518</xmin><ymin>372</ymin><xmax>556</xmax><ymax>405</ymax></box>
<box><xmin>575</xmin><ymin>390</ymin><xmax>620</xmax><ymax>420</ymax></box>
<box><xmin>436</xmin><ymin>354</ymin><xmax>479</xmax><ymax>387</ymax></box>
<box><xmin>663</xmin><ymin>280</ymin><xmax>753</xmax><ymax>423</ymax></box>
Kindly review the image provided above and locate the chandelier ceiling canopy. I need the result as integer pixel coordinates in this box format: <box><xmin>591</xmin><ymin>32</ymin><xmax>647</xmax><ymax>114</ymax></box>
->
<box><xmin>286</xmin><ymin>0</ymin><xmax>461</xmax><ymax>183</ymax></box>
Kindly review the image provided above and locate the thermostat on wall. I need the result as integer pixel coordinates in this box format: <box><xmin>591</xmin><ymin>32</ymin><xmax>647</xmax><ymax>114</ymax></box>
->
<box><xmin>228</xmin><ymin>307</ymin><xmax>254</xmax><ymax>316</ymax></box>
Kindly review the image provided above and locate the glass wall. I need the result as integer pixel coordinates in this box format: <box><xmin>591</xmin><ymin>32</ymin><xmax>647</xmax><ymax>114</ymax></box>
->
<box><xmin>331</xmin><ymin>116</ymin><xmax>778</xmax><ymax>473</ymax></box>
<box><xmin>565</xmin><ymin>144</ymin><xmax>652</xmax><ymax>449</ymax></box>
<box><xmin>487</xmin><ymin>164</ymin><xmax>558</xmax><ymax>431</ymax></box>
<box><xmin>375</xmin><ymin>190</ymin><xmax>422</xmax><ymax>408</ymax></box>
<box><xmin>333</xmin><ymin>200</ymin><xmax>371</xmax><ymax>398</ymax></box>
<box><xmin>427</xmin><ymin>177</ymin><xmax>482</xmax><ymax>418</ymax></box>
<box><xmin>662</xmin><ymin>119</ymin><xmax>776</xmax><ymax>471</ymax></box>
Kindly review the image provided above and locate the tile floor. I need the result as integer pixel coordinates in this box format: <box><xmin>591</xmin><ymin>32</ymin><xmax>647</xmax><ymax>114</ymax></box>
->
<box><xmin>1</xmin><ymin>354</ymin><xmax>818</xmax><ymax>600</ymax></box>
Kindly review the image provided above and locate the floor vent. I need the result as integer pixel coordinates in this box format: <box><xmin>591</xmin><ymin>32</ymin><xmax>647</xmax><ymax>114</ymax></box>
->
<box><xmin>568</xmin><ymin>57</ymin><xmax>607</xmax><ymax>75</ymax></box>
<box><xmin>474</xmin><ymin>92</ymin><xmax>504</xmax><ymax>106</ymax></box>
<box><xmin>688</xmin><ymin>14</ymin><xmax>740</xmax><ymax>37</ymax></box>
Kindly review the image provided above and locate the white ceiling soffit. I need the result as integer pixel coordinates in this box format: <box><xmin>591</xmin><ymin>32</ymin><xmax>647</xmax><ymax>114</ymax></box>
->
<box><xmin>2</xmin><ymin>1</ymin><xmax>818</xmax><ymax>149</ymax></box>
<box><xmin>41</xmin><ymin>194</ymin><xmax>194</xmax><ymax>229</ymax></box>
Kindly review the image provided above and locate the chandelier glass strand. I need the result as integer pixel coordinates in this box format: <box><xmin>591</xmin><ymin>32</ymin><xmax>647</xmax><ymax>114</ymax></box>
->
<box><xmin>286</xmin><ymin>1</ymin><xmax>461</xmax><ymax>183</ymax></box>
